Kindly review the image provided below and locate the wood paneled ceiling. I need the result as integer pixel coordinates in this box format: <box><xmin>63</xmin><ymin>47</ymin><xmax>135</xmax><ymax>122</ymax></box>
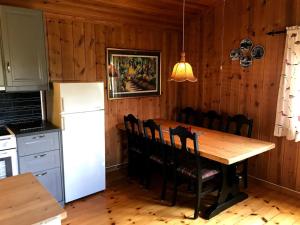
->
<box><xmin>0</xmin><ymin>0</ymin><xmax>221</xmax><ymax>28</ymax></box>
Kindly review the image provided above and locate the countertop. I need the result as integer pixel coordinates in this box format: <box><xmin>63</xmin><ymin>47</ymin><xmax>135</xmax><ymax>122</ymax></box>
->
<box><xmin>7</xmin><ymin>120</ymin><xmax>60</xmax><ymax>137</ymax></box>
<box><xmin>0</xmin><ymin>173</ymin><xmax>66</xmax><ymax>225</ymax></box>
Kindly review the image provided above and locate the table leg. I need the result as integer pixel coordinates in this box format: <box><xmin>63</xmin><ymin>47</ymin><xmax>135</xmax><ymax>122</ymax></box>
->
<box><xmin>202</xmin><ymin>164</ymin><xmax>248</xmax><ymax>219</ymax></box>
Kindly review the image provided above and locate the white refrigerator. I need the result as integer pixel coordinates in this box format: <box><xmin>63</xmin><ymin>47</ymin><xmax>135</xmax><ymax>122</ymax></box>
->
<box><xmin>48</xmin><ymin>82</ymin><xmax>106</xmax><ymax>203</ymax></box>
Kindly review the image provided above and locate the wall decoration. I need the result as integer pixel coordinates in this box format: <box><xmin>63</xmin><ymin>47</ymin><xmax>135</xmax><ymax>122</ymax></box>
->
<box><xmin>229</xmin><ymin>48</ymin><xmax>242</xmax><ymax>60</ymax></box>
<box><xmin>106</xmin><ymin>48</ymin><xmax>161</xmax><ymax>99</ymax></box>
<box><xmin>251</xmin><ymin>45</ymin><xmax>265</xmax><ymax>59</ymax></box>
<box><xmin>240</xmin><ymin>38</ymin><xmax>253</xmax><ymax>51</ymax></box>
<box><xmin>240</xmin><ymin>55</ymin><xmax>253</xmax><ymax>67</ymax></box>
<box><xmin>230</xmin><ymin>38</ymin><xmax>264</xmax><ymax>68</ymax></box>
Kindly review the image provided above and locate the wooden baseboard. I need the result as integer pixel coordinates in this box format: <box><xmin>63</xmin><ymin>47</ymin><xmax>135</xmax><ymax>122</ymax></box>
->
<box><xmin>249</xmin><ymin>175</ymin><xmax>300</xmax><ymax>199</ymax></box>
<box><xmin>106</xmin><ymin>163</ymin><xmax>128</xmax><ymax>173</ymax></box>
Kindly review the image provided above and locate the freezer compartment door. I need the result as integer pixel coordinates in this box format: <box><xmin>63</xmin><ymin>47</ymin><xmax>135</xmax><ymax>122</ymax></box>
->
<box><xmin>60</xmin><ymin>82</ymin><xmax>104</xmax><ymax>114</ymax></box>
<box><xmin>61</xmin><ymin>110</ymin><xmax>105</xmax><ymax>203</ymax></box>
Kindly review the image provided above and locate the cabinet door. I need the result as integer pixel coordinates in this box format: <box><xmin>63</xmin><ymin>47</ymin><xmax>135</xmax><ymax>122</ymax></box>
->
<box><xmin>34</xmin><ymin>168</ymin><xmax>63</xmax><ymax>203</ymax></box>
<box><xmin>60</xmin><ymin>82</ymin><xmax>105</xmax><ymax>114</ymax></box>
<box><xmin>0</xmin><ymin>6</ymin><xmax>48</xmax><ymax>91</ymax></box>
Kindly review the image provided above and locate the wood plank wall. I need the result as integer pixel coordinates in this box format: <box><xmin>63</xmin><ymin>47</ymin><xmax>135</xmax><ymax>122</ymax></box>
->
<box><xmin>182</xmin><ymin>0</ymin><xmax>300</xmax><ymax>192</ymax></box>
<box><xmin>0</xmin><ymin>0</ymin><xmax>183</xmax><ymax>167</ymax></box>
<box><xmin>4</xmin><ymin>0</ymin><xmax>300</xmax><ymax>194</ymax></box>
<box><xmin>45</xmin><ymin>14</ymin><xmax>181</xmax><ymax>167</ymax></box>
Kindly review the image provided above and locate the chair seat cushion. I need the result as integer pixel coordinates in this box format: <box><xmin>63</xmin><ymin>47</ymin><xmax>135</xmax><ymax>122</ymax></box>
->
<box><xmin>149</xmin><ymin>155</ymin><xmax>163</xmax><ymax>164</ymax></box>
<box><xmin>177</xmin><ymin>165</ymin><xmax>219</xmax><ymax>180</ymax></box>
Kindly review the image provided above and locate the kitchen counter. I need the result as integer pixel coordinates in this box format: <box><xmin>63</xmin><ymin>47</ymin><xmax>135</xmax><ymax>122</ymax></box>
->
<box><xmin>7</xmin><ymin>120</ymin><xmax>60</xmax><ymax>137</ymax></box>
<box><xmin>0</xmin><ymin>173</ymin><xmax>66</xmax><ymax>225</ymax></box>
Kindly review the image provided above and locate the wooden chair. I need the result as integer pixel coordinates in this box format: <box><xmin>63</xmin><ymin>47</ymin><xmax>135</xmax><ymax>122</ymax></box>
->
<box><xmin>143</xmin><ymin>119</ymin><xmax>168</xmax><ymax>200</ymax></box>
<box><xmin>177</xmin><ymin>107</ymin><xmax>197</xmax><ymax>125</ymax></box>
<box><xmin>193</xmin><ymin>110</ymin><xmax>206</xmax><ymax>127</ymax></box>
<box><xmin>169</xmin><ymin>126</ymin><xmax>220</xmax><ymax>219</ymax></box>
<box><xmin>219</xmin><ymin>112</ymin><xmax>230</xmax><ymax>132</ymax></box>
<box><xmin>124</xmin><ymin>114</ymin><xmax>144</xmax><ymax>178</ymax></box>
<box><xmin>203</xmin><ymin>110</ymin><xmax>223</xmax><ymax>130</ymax></box>
<box><xmin>225</xmin><ymin>114</ymin><xmax>253</xmax><ymax>188</ymax></box>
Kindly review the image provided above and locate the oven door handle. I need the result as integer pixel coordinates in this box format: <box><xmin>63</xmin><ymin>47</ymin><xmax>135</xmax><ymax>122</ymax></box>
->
<box><xmin>0</xmin><ymin>138</ymin><xmax>11</xmax><ymax>141</ymax></box>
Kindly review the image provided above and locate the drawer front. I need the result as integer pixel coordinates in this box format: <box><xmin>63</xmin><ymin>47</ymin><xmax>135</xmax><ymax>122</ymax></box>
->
<box><xmin>19</xmin><ymin>150</ymin><xmax>60</xmax><ymax>173</ymax></box>
<box><xmin>34</xmin><ymin>168</ymin><xmax>63</xmax><ymax>202</ymax></box>
<box><xmin>17</xmin><ymin>132</ymin><xmax>60</xmax><ymax>156</ymax></box>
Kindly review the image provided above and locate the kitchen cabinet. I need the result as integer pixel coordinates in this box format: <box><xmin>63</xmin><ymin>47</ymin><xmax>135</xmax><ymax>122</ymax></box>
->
<box><xmin>0</xmin><ymin>5</ymin><xmax>48</xmax><ymax>91</ymax></box>
<box><xmin>17</xmin><ymin>130</ymin><xmax>64</xmax><ymax>205</ymax></box>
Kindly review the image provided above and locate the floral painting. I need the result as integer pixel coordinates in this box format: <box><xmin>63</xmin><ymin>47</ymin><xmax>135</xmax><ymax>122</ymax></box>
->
<box><xmin>107</xmin><ymin>48</ymin><xmax>161</xmax><ymax>99</ymax></box>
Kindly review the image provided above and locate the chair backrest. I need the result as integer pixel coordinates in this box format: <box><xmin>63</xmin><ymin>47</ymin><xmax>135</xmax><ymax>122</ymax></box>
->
<box><xmin>219</xmin><ymin>112</ymin><xmax>229</xmax><ymax>131</ymax></box>
<box><xmin>124</xmin><ymin>114</ymin><xmax>142</xmax><ymax>135</ymax></box>
<box><xmin>193</xmin><ymin>110</ymin><xmax>206</xmax><ymax>127</ymax></box>
<box><xmin>203</xmin><ymin>110</ymin><xmax>222</xmax><ymax>130</ymax></box>
<box><xmin>177</xmin><ymin>107</ymin><xmax>197</xmax><ymax>124</ymax></box>
<box><xmin>225</xmin><ymin>114</ymin><xmax>253</xmax><ymax>137</ymax></box>
<box><xmin>124</xmin><ymin>114</ymin><xmax>143</xmax><ymax>150</ymax></box>
<box><xmin>143</xmin><ymin>119</ymin><xmax>164</xmax><ymax>144</ymax></box>
<box><xmin>169</xmin><ymin>126</ymin><xmax>200</xmax><ymax>170</ymax></box>
<box><xmin>169</xmin><ymin>126</ymin><xmax>198</xmax><ymax>153</ymax></box>
<box><xmin>143</xmin><ymin>119</ymin><xmax>166</xmax><ymax>159</ymax></box>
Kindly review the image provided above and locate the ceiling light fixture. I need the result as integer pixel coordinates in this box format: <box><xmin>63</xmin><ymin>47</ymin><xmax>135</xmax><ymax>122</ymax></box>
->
<box><xmin>170</xmin><ymin>0</ymin><xmax>197</xmax><ymax>82</ymax></box>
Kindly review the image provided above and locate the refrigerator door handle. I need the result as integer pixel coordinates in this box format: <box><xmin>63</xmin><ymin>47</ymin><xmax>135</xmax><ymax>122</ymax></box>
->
<box><xmin>61</xmin><ymin>98</ymin><xmax>65</xmax><ymax>112</ymax></box>
<box><xmin>61</xmin><ymin>117</ymin><xmax>65</xmax><ymax>131</ymax></box>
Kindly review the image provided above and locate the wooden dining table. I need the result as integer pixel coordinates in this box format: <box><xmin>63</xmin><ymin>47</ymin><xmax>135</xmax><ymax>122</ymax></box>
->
<box><xmin>117</xmin><ymin>118</ymin><xmax>276</xmax><ymax>219</ymax></box>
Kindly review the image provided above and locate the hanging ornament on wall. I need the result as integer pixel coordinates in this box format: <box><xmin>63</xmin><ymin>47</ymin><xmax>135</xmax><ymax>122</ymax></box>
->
<box><xmin>251</xmin><ymin>45</ymin><xmax>265</xmax><ymax>59</ymax></box>
<box><xmin>230</xmin><ymin>38</ymin><xmax>264</xmax><ymax>68</ymax></box>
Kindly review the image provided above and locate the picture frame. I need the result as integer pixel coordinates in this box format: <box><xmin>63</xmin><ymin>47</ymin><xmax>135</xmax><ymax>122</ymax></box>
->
<box><xmin>106</xmin><ymin>48</ymin><xmax>161</xmax><ymax>99</ymax></box>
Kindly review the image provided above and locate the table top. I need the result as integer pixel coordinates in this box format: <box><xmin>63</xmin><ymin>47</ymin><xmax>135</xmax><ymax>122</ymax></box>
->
<box><xmin>117</xmin><ymin>119</ymin><xmax>275</xmax><ymax>165</ymax></box>
<box><xmin>0</xmin><ymin>173</ymin><xmax>66</xmax><ymax>225</ymax></box>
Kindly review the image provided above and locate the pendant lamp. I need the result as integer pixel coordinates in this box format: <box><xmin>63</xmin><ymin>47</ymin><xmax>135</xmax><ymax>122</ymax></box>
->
<box><xmin>170</xmin><ymin>0</ymin><xmax>197</xmax><ymax>82</ymax></box>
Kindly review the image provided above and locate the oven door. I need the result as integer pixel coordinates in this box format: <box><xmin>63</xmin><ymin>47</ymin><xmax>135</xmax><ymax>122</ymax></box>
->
<box><xmin>0</xmin><ymin>149</ymin><xmax>18</xmax><ymax>179</ymax></box>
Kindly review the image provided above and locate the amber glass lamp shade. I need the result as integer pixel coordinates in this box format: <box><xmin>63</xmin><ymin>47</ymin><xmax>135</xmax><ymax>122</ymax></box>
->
<box><xmin>170</xmin><ymin>52</ymin><xmax>197</xmax><ymax>82</ymax></box>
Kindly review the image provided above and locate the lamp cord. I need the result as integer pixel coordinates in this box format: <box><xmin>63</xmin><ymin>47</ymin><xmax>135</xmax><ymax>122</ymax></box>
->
<box><xmin>182</xmin><ymin>0</ymin><xmax>185</xmax><ymax>52</ymax></box>
<box><xmin>219</xmin><ymin>0</ymin><xmax>226</xmax><ymax>113</ymax></box>
<box><xmin>220</xmin><ymin>0</ymin><xmax>225</xmax><ymax>71</ymax></box>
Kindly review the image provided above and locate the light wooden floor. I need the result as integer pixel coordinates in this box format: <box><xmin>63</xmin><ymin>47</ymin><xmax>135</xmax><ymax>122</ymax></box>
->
<box><xmin>62</xmin><ymin>171</ymin><xmax>300</xmax><ymax>225</ymax></box>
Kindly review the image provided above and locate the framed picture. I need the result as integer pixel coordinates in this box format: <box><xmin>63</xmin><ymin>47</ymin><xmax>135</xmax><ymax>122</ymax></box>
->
<box><xmin>106</xmin><ymin>48</ymin><xmax>161</xmax><ymax>99</ymax></box>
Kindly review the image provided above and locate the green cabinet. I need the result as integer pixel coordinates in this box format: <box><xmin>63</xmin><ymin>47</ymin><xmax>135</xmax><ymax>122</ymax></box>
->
<box><xmin>0</xmin><ymin>5</ymin><xmax>48</xmax><ymax>91</ymax></box>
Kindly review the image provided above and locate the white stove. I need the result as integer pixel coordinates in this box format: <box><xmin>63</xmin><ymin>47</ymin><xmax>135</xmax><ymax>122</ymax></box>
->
<box><xmin>0</xmin><ymin>126</ymin><xmax>18</xmax><ymax>179</ymax></box>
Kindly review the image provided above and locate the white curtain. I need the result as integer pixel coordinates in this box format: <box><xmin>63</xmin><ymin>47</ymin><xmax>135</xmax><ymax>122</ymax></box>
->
<box><xmin>274</xmin><ymin>26</ymin><xmax>300</xmax><ymax>142</ymax></box>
